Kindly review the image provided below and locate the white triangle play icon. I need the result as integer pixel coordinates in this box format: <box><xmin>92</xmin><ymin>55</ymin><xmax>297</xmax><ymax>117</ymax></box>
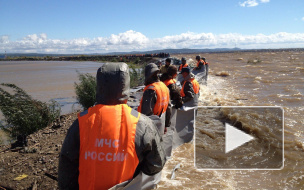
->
<box><xmin>225</xmin><ymin>123</ymin><xmax>255</xmax><ymax>153</ymax></box>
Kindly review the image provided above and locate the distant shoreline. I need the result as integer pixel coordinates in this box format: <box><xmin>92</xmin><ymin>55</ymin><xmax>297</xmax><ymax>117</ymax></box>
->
<box><xmin>1</xmin><ymin>48</ymin><xmax>303</xmax><ymax>62</ymax></box>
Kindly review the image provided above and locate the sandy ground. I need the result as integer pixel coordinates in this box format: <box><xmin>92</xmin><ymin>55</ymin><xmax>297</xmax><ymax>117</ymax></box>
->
<box><xmin>0</xmin><ymin>113</ymin><xmax>77</xmax><ymax>190</ymax></box>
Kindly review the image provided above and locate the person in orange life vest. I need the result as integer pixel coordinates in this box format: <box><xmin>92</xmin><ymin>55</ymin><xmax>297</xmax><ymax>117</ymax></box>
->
<box><xmin>160</xmin><ymin>58</ymin><xmax>171</xmax><ymax>74</ymax></box>
<box><xmin>178</xmin><ymin>57</ymin><xmax>188</xmax><ymax>72</ymax></box>
<box><xmin>180</xmin><ymin>67</ymin><xmax>200</xmax><ymax>107</ymax></box>
<box><xmin>202</xmin><ymin>57</ymin><xmax>209</xmax><ymax>81</ymax></box>
<box><xmin>160</xmin><ymin>65</ymin><xmax>183</xmax><ymax>109</ymax></box>
<box><xmin>193</xmin><ymin>55</ymin><xmax>206</xmax><ymax>71</ymax></box>
<box><xmin>58</xmin><ymin>63</ymin><xmax>166</xmax><ymax>190</ymax></box>
<box><xmin>138</xmin><ymin>63</ymin><xmax>171</xmax><ymax>134</ymax></box>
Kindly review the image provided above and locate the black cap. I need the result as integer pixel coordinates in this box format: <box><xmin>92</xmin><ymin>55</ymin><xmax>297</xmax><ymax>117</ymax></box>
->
<box><xmin>181</xmin><ymin>57</ymin><xmax>186</xmax><ymax>61</ymax></box>
<box><xmin>165</xmin><ymin>58</ymin><xmax>171</xmax><ymax>63</ymax></box>
<box><xmin>196</xmin><ymin>55</ymin><xmax>201</xmax><ymax>60</ymax></box>
<box><xmin>202</xmin><ymin>57</ymin><xmax>206</xmax><ymax>61</ymax></box>
<box><xmin>181</xmin><ymin>67</ymin><xmax>190</xmax><ymax>74</ymax></box>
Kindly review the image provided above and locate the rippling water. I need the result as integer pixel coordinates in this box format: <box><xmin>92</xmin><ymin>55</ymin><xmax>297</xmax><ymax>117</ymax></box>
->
<box><xmin>158</xmin><ymin>51</ymin><xmax>304</xmax><ymax>189</ymax></box>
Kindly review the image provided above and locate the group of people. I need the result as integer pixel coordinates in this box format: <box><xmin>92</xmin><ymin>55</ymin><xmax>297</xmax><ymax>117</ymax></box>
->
<box><xmin>178</xmin><ymin>55</ymin><xmax>209</xmax><ymax>84</ymax></box>
<box><xmin>58</xmin><ymin>55</ymin><xmax>208</xmax><ymax>190</ymax></box>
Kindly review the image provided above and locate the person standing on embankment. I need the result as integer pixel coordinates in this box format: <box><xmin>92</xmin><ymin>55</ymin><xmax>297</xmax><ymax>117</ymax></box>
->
<box><xmin>178</xmin><ymin>57</ymin><xmax>188</xmax><ymax>72</ymax></box>
<box><xmin>160</xmin><ymin>58</ymin><xmax>172</xmax><ymax>74</ymax></box>
<box><xmin>180</xmin><ymin>67</ymin><xmax>200</xmax><ymax>107</ymax></box>
<box><xmin>138</xmin><ymin>63</ymin><xmax>171</xmax><ymax>134</ymax></box>
<box><xmin>58</xmin><ymin>63</ymin><xmax>166</xmax><ymax>190</ymax></box>
<box><xmin>202</xmin><ymin>57</ymin><xmax>209</xmax><ymax>82</ymax></box>
<box><xmin>193</xmin><ymin>55</ymin><xmax>207</xmax><ymax>85</ymax></box>
<box><xmin>160</xmin><ymin>65</ymin><xmax>183</xmax><ymax>109</ymax></box>
<box><xmin>160</xmin><ymin>65</ymin><xmax>183</xmax><ymax>158</ymax></box>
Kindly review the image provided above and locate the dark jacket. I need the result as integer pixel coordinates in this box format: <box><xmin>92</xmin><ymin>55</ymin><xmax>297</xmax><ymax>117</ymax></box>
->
<box><xmin>195</xmin><ymin>60</ymin><xmax>206</xmax><ymax>71</ymax></box>
<box><xmin>181</xmin><ymin>73</ymin><xmax>199</xmax><ymax>107</ymax></box>
<box><xmin>160</xmin><ymin>73</ymin><xmax>183</xmax><ymax>109</ymax></box>
<box><xmin>140</xmin><ymin>79</ymin><xmax>172</xmax><ymax>128</ymax></box>
<box><xmin>58</xmin><ymin>63</ymin><xmax>166</xmax><ymax>189</ymax></box>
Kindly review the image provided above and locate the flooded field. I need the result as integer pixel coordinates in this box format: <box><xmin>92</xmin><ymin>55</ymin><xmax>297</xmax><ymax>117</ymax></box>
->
<box><xmin>158</xmin><ymin>51</ymin><xmax>304</xmax><ymax>189</ymax></box>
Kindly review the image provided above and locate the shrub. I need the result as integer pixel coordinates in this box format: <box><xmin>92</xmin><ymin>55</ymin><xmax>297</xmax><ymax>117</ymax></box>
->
<box><xmin>0</xmin><ymin>83</ymin><xmax>61</xmax><ymax>138</ymax></box>
<box><xmin>134</xmin><ymin>57</ymin><xmax>140</xmax><ymax>64</ymax></box>
<box><xmin>129</xmin><ymin>64</ymin><xmax>145</xmax><ymax>88</ymax></box>
<box><xmin>74</xmin><ymin>72</ymin><xmax>96</xmax><ymax>109</ymax></box>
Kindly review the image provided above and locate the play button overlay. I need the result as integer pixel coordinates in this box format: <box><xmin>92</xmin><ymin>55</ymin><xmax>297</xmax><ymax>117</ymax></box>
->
<box><xmin>225</xmin><ymin>123</ymin><xmax>255</xmax><ymax>153</ymax></box>
<box><xmin>194</xmin><ymin>106</ymin><xmax>284</xmax><ymax>170</ymax></box>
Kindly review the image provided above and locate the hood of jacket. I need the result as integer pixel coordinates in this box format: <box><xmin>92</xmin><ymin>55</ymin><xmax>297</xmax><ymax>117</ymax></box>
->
<box><xmin>144</xmin><ymin>63</ymin><xmax>160</xmax><ymax>85</ymax></box>
<box><xmin>96</xmin><ymin>62</ymin><xmax>130</xmax><ymax>105</ymax></box>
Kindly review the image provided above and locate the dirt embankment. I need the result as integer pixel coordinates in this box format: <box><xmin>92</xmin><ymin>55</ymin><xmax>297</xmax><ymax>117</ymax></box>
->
<box><xmin>0</xmin><ymin>113</ymin><xmax>78</xmax><ymax>190</ymax></box>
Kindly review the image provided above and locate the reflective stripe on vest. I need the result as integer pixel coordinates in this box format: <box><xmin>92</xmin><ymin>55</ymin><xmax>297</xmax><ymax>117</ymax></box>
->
<box><xmin>180</xmin><ymin>78</ymin><xmax>200</xmax><ymax>97</ymax></box>
<box><xmin>196</xmin><ymin>59</ymin><xmax>206</xmax><ymax>67</ymax></box>
<box><xmin>138</xmin><ymin>81</ymin><xmax>170</xmax><ymax>116</ymax></box>
<box><xmin>163</xmin><ymin>79</ymin><xmax>176</xmax><ymax>87</ymax></box>
<box><xmin>178</xmin><ymin>63</ymin><xmax>188</xmax><ymax>71</ymax></box>
<box><xmin>78</xmin><ymin>104</ymin><xmax>140</xmax><ymax>190</ymax></box>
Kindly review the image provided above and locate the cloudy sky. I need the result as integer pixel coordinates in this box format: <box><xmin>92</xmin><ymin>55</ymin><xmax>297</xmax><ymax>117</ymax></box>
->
<box><xmin>1</xmin><ymin>0</ymin><xmax>303</xmax><ymax>54</ymax></box>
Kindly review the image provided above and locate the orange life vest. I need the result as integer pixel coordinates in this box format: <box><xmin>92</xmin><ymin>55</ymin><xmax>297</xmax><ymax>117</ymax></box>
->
<box><xmin>178</xmin><ymin>63</ymin><xmax>188</xmax><ymax>71</ymax></box>
<box><xmin>196</xmin><ymin>59</ymin><xmax>206</xmax><ymax>67</ymax></box>
<box><xmin>138</xmin><ymin>81</ymin><xmax>170</xmax><ymax>116</ymax></box>
<box><xmin>78</xmin><ymin>104</ymin><xmax>140</xmax><ymax>190</ymax></box>
<box><xmin>163</xmin><ymin>79</ymin><xmax>176</xmax><ymax>87</ymax></box>
<box><xmin>180</xmin><ymin>78</ymin><xmax>200</xmax><ymax>97</ymax></box>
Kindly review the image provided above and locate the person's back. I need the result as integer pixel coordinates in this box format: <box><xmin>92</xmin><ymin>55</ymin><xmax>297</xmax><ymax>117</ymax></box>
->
<box><xmin>138</xmin><ymin>63</ymin><xmax>171</xmax><ymax>134</ymax></box>
<box><xmin>194</xmin><ymin>56</ymin><xmax>205</xmax><ymax>71</ymax></box>
<box><xmin>161</xmin><ymin>65</ymin><xmax>183</xmax><ymax>109</ymax></box>
<box><xmin>58</xmin><ymin>63</ymin><xmax>166</xmax><ymax>190</ymax></box>
<box><xmin>180</xmin><ymin>67</ymin><xmax>200</xmax><ymax>107</ymax></box>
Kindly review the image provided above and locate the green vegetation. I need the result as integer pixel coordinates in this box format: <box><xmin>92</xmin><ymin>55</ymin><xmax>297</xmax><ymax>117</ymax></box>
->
<box><xmin>129</xmin><ymin>64</ymin><xmax>145</xmax><ymax>88</ymax></box>
<box><xmin>74</xmin><ymin>72</ymin><xmax>97</xmax><ymax>109</ymax></box>
<box><xmin>0</xmin><ymin>83</ymin><xmax>60</xmax><ymax>138</ymax></box>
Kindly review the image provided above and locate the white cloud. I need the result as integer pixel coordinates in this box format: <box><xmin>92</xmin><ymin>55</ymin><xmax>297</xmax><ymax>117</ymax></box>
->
<box><xmin>239</xmin><ymin>0</ymin><xmax>259</xmax><ymax>7</ymax></box>
<box><xmin>1</xmin><ymin>31</ymin><xmax>304</xmax><ymax>54</ymax></box>
<box><xmin>302</xmin><ymin>17</ymin><xmax>304</xmax><ymax>21</ymax></box>
<box><xmin>239</xmin><ymin>0</ymin><xmax>269</xmax><ymax>7</ymax></box>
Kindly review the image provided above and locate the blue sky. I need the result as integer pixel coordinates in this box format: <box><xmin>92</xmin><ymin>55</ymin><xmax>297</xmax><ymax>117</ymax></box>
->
<box><xmin>0</xmin><ymin>0</ymin><xmax>304</xmax><ymax>53</ymax></box>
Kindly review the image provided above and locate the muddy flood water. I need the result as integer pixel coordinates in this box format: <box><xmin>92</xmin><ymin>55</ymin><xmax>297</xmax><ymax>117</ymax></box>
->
<box><xmin>0</xmin><ymin>50</ymin><xmax>304</xmax><ymax>189</ymax></box>
<box><xmin>0</xmin><ymin>61</ymin><xmax>104</xmax><ymax>144</ymax></box>
<box><xmin>158</xmin><ymin>51</ymin><xmax>304</xmax><ymax>189</ymax></box>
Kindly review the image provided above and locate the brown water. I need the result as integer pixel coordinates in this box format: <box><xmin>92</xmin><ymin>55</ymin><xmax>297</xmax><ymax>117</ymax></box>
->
<box><xmin>0</xmin><ymin>61</ymin><xmax>104</xmax><ymax>144</ymax></box>
<box><xmin>0</xmin><ymin>61</ymin><xmax>104</xmax><ymax>113</ymax></box>
<box><xmin>158</xmin><ymin>51</ymin><xmax>304</xmax><ymax>189</ymax></box>
<box><xmin>195</xmin><ymin>107</ymin><xmax>283</xmax><ymax>169</ymax></box>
